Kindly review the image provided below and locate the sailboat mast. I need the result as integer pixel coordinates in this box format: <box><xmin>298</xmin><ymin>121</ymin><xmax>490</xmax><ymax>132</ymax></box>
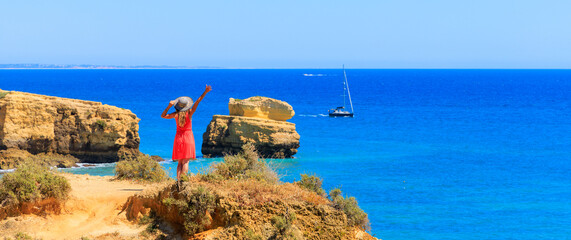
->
<box><xmin>342</xmin><ymin>65</ymin><xmax>346</xmax><ymax>108</ymax></box>
<box><xmin>343</xmin><ymin>65</ymin><xmax>354</xmax><ymax>113</ymax></box>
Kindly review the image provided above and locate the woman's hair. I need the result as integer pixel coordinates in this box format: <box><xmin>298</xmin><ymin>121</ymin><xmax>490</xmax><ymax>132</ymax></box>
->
<box><xmin>175</xmin><ymin>97</ymin><xmax>193</xmax><ymax>127</ymax></box>
<box><xmin>176</xmin><ymin>111</ymin><xmax>187</xmax><ymax>127</ymax></box>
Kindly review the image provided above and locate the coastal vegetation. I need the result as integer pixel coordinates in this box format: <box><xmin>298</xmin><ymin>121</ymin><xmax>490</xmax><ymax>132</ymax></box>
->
<box><xmin>4</xmin><ymin>232</ymin><xmax>36</xmax><ymax>240</ymax></box>
<box><xmin>271</xmin><ymin>210</ymin><xmax>298</xmax><ymax>239</ymax></box>
<box><xmin>0</xmin><ymin>160</ymin><xmax>71</xmax><ymax>218</ymax></box>
<box><xmin>114</xmin><ymin>154</ymin><xmax>168</xmax><ymax>182</ymax></box>
<box><xmin>297</xmin><ymin>173</ymin><xmax>326</xmax><ymax>196</ymax></box>
<box><xmin>0</xmin><ymin>149</ymin><xmax>78</xmax><ymax>170</ymax></box>
<box><xmin>0</xmin><ymin>90</ymin><xmax>9</xmax><ymax>99</ymax></box>
<box><xmin>121</xmin><ymin>143</ymin><xmax>374</xmax><ymax>239</ymax></box>
<box><xmin>162</xmin><ymin>185</ymin><xmax>216</xmax><ymax>235</ymax></box>
<box><xmin>0</xmin><ymin>160</ymin><xmax>70</xmax><ymax>205</ymax></box>
<box><xmin>0</xmin><ymin>144</ymin><xmax>372</xmax><ymax>239</ymax></box>
<box><xmin>95</xmin><ymin>119</ymin><xmax>107</xmax><ymax>130</ymax></box>
<box><xmin>200</xmin><ymin>143</ymin><xmax>279</xmax><ymax>183</ymax></box>
<box><xmin>330</xmin><ymin>188</ymin><xmax>370</xmax><ymax>231</ymax></box>
<box><xmin>297</xmin><ymin>174</ymin><xmax>369</xmax><ymax>231</ymax></box>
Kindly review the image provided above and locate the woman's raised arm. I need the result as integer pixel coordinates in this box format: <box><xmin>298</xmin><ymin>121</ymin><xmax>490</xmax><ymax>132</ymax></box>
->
<box><xmin>189</xmin><ymin>85</ymin><xmax>212</xmax><ymax>114</ymax></box>
<box><xmin>161</xmin><ymin>100</ymin><xmax>177</xmax><ymax>119</ymax></box>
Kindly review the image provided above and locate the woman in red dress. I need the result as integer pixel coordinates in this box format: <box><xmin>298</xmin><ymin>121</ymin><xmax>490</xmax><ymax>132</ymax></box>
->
<box><xmin>161</xmin><ymin>85</ymin><xmax>212</xmax><ymax>181</ymax></box>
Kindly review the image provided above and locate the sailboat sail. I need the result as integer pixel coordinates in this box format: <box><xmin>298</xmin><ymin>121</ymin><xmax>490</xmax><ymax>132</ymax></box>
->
<box><xmin>329</xmin><ymin>65</ymin><xmax>354</xmax><ymax>117</ymax></box>
<box><xmin>343</xmin><ymin>65</ymin><xmax>354</xmax><ymax>113</ymax></box>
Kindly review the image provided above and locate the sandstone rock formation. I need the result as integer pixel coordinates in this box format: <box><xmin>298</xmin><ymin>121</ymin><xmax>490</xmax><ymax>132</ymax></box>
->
<box><xmin>229</xmin><ymin>96</ymin><xmax>295</xmax><ymax>121</ymax></box>
<box><xmin>0</xmin><ymin>90</ymin><xmax>141</xmax><ymax>168</ymax></box>
<box><xmin>202</xmin><ymin>97</ymin><xmax>300</xmax><ymax>158</ymax></box>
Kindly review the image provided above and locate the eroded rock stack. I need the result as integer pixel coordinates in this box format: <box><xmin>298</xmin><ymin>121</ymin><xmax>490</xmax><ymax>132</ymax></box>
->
<box><xmin>202</xmin><ymin>96</ymin><xmax>300</xmax><ymax>158</ymax></box>
<box><xmin>0</xmin><ymin>90</ymin><xmax>141</xmax><ymax>168</ymax></box>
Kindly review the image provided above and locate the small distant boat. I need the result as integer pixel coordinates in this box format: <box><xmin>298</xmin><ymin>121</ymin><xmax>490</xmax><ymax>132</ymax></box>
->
<box><xmin>329</xmin><ymin>65</ymin><xmax>354</xmax><ymax>117</ymax></box>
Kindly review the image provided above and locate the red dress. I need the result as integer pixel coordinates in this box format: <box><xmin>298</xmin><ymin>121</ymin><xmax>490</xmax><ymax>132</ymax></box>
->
<box><xmin>172</xmin><ymin>112</ymin><xmax>196</xmax><ymax>160</ymax></box>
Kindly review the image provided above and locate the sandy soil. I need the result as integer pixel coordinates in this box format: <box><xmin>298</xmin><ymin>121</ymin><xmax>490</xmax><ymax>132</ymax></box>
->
<box><xmin>0</xmin><ymin>173</ymin><xmax>165</xmax><ymax>240</ymax></box>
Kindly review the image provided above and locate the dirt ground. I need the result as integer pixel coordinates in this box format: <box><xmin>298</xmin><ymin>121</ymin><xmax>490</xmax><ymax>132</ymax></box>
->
<box><xmin>0</xmin><ymin>173</ymin><xmax>165</xmax><ymax>240</ymax></box>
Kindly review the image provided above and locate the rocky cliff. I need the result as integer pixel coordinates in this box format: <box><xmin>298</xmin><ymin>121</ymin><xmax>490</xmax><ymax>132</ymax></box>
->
<box><xmin>0</xmin><ymin>90</ymin><xmax>141</xmax><ymax>168</ymax></box>
<box><xmin>202</xmin><ymin>97</ymin><xmax>300</xmax><ymax>158</ymax></box>
<box><xmin>122</xmin><ymin>178</ymin><xmax>376</xmax><ymax>240</ymax></box>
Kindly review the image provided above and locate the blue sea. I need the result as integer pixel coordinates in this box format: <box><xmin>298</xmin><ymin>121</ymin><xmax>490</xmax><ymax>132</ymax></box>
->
<box><xmin>1</xmin><ymin>69</ymin><xmax>570</xmax><ymax>239</ymax></box>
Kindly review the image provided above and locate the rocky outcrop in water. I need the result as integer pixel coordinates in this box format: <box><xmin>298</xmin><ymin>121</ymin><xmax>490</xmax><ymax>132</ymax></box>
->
<box><xmin>202</xmin><ymin>97</ymin><xmax>300</xmax><ymax>158</ymax></box>
<box><xmin>229</xmin><ymin>96</ymin><xmax>295</xmax><ymax>121</ymax></box>
<box><xmin>0</xmin><ymin>90</ymin><xmax>141</xmax><ymax>168</ymax></box>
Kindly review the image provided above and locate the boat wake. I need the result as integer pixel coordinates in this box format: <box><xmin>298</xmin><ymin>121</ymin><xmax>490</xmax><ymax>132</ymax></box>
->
<box><xmin>298</xmin><ymin>114</ymin><xmax>328</xmax><ymax>117</ymax></box>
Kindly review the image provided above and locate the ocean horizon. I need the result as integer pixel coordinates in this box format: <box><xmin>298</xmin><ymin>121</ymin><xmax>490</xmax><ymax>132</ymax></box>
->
<box><xmin>1</xmin><ymin>69</ymin><xmax>570</xmax><ymax>239</ymax></box>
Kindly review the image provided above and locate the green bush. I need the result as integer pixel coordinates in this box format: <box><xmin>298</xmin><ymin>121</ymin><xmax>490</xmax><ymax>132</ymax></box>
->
<box><xmin>0</xmin><ymin>161</ymin><xmax>71</xmax><ymax>206</ymax></box>
<box><xmin>0</xmin><ymin>91</ymin><xmax>9</xmax><ymax>99</ymax></box>
<box><xmin>244</xmin><ymin>229</ymin><xmax>263</xmax><ymax>240</ymax></box>
<box><xmin>329</xmin><ymin>188</ymin><xmax>370</xmax><ymax>231</ymax></box>
<box><xmin>203</xmin><ymin>143</ymin><xmax>279</xmax><ymax>183</ymax></box>
<box><xmin>297</xmin><ymin>174</ymin><xmax>325</xmax><ymax>196</ymax></box>
<box><xmin>114</xmin><ymin>154</ymin><xmax>167</xmax><ymax>183</ymax></box>
<box><xmin>14</xmin><ymin>232</ymin><xmax>34</xmax><ymax>240</ymax></box>
<box><xmin>95</xmin><ymin>119</ymin><xmax>107</xmax><ymax>130</ymax></box>
<box><xmin>163</xmin><ymin>185</ymin><xmax>216</xmax><ymax>235</ymax></box>
<box><xmin>271</xmin><ymin>210</ymin><xmax>297</xmax><ymax>239</ymax></box>
<box><xmin>139</xmin><ymin>211</ymin><xmax>162</xmax><ymax>234</ymax></box>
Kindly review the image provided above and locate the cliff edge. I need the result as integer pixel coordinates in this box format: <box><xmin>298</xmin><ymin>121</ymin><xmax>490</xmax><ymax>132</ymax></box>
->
<box><xmin>122</xmin><ymin>144</ymin><xmax>376</xmax><ymax>240</ymax></box>
<box><xmin>0</xmin><ymin>90</ymin><xmax>141</xmax><ymax>168</ymax></box>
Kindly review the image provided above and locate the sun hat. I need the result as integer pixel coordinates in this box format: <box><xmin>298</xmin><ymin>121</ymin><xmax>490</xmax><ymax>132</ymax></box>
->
<box><xmin>173</xmin><ymin>96</ymin><xmax>194</xmax><ymax>112</ymax></box>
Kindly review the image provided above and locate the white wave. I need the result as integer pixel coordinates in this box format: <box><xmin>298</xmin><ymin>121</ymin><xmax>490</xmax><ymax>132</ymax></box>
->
<box><xmin>60</xmin><ymin>162</ymin><xmax>116</xmax><ymax>170</ymax></box>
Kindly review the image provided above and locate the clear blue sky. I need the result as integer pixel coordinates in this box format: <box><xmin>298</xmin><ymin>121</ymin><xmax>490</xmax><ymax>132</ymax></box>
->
<box><xmin>1</xmin><ymin>0</ymin><xmax>570</xmax><ymax>68</ymax></box>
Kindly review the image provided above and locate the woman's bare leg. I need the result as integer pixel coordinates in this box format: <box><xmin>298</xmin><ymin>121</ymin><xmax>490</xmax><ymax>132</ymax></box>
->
<box><xmin>176</xmin><ymin>159</ymin><xmax>182</xmax><ymax>181</ymax></box>
<box><xmin>182</xmin><ymin>159</ymin><xmax>190</xmax><ymax>176</ymax></box>
<box><xmin>176</xmin><ymin>158</ymin><xmax>192</xmax><ymax>181</ymax></box>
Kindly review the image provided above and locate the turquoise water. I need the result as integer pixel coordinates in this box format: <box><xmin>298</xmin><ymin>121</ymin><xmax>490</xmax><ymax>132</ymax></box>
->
<box><xmin>1</xmin><ymin>69</ymin><xmax>570</xmax><ymax>239</ymax></box>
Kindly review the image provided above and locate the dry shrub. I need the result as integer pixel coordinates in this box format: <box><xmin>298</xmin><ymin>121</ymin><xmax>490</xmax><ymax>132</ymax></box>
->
<box><xmin>303</xmin><ymin>191</ymin><xmax>329</xmax><ymax>206</ymax></box>
<box><xmin>227</xmin><ymin>179</ymin><xmax>279</xmax><ymax>205</ymax></box>
<box><xmin>163</xmin><ymin>185</ymin><xmax>216</xmax><ymax>235</ymax></box>
<box><xmin>0</xmin><ymin>160</ymin><xmax>70</xmax><ymax>207</ymax></box>
<box><xmin>329</xmin><ymin>188</ymin><xmax>370</xmax><ymax>231</ymax></box>
<box><xmin>0</xmin><ymin>91</ymin><xmax>9</xmax><ymax>99</ymax></box>
<box><xmin>244</xmin><ymin>229</ymin><xmax>263</xmax><ymax>240</ymax></box>
<box><xmin>201</xmin><ymin>143</ymin><xmax>279</xmax><ymax>184</ymax></box>
<box><xmin>114</xmin><ymin>154</ymin><xmax>167</xmax><ymax>183</ymax></box>
<box><xmin>192</xmin><ymin>177</ymin><xmax>328</xmax><ymax>207</ymax></box>
<box><xmin>0</xmin><ymin>149</ymin><xmax>78</xmax><ymax>169</ymax></box>
<box><xmin>271</xmin><ymin>209</ymin><xmax>297</xmax><ymax>239</ymax></box>
<box><xmin>297</xmin><ymin>173</ymin><xmax>325</xmax><ymax>196</ymax></box>
<box><xmin>6</xmin><ymin>232</ymin><xmax>36</xmax><ymax>240</ymax></box>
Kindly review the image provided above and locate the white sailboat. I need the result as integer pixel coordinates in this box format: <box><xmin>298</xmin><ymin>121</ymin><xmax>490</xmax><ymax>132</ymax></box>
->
<box><xmin>329</xmin><ymin>65</ymin><xmax>354</xmax><ymax>117</ymax></box>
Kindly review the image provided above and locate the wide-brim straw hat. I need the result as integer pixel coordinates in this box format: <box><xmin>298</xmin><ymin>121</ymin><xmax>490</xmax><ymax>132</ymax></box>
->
<box><xmin>173</xmin><ymin>96</ymin><xmax>194</xmax><ymax>112</ymax></box>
